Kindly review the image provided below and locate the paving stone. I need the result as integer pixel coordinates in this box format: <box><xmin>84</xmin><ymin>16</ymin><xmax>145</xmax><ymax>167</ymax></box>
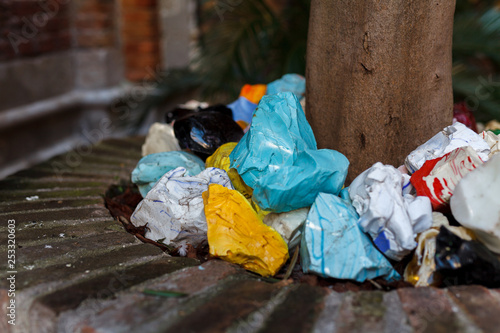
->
<box><xmin>398</xmin><ymin>287</ymin><xmax>468</xmax><ymax>333</ymax></box>
<box><xmin>0</xmin><ymin>206</ymin><xmax>111</xmax><ymax>225</ymax></box>
<box><xmin>0</xmin><ymin>178</ymin><xmax>109</xmax><ymax>191</ymax></box>
<box><xmin>0</xmin><ymin>219</ymin><xmax>119</xmax><ymax>247</ymax></box>
<box><xmin>29</xmin><ymin>256</ymin><xmax>199</xmax><ymax>333</ymax></box>
<box><xmin>259</xmin><ymin>284</ymin><xmax>327</xmax><ymax>333</ymax></box>
<box><xmin>312</xmin><ymin>291</ymin><xmax>345</xmax><ymax>333</ymax></box>
<box><xmin>0</xmin><ymin>187</ymin><xmax>109</xmax><ymax>202</ymax></box>
<box><xmin>0</xmin><ymin>198</ymin><xmax>103</xmax><ymax>214</ymax></box>
<box><xmin>447</xmin><ymin>285</ymin><xmax>500</xmax><ymax>332</ymax></box>
<box><xmin>163</xmin><ymin>279</ymin><xmax>287</xmax><ymax>333</ymax></box>
<box><xmin>57</xmin><ymin>260</ymin><xmax>247</xmax><ymax>333</ymax></box>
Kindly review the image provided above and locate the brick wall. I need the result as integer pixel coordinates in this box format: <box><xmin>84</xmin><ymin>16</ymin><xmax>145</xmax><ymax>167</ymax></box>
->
<box><xmin>121</xmin><ymin>0</ymin><xmax>162</xmax><ymax>81</ymax></box>
<box><xmin>75</xmin><ymin>0</ymin><xmax>118</xmax><ymax>49</ymax></box>
<box><xmin>0</xmin><ymin>0</ymin><xmax>72</xmax><ymax>61</ymax></box>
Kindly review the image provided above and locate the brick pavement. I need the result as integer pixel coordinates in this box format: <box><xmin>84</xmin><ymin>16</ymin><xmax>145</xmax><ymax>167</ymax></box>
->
<box><xmin>1</xmin><ymin>137</ymin><xmax>500</xmax><ymax>333</ymax></box>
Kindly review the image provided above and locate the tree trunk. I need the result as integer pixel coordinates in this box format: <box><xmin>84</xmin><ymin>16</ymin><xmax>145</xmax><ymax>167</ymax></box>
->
<box><xmin>306</xmin><ymin>0</ymin><xmax>455</xmax><ymax>183</ymax></box>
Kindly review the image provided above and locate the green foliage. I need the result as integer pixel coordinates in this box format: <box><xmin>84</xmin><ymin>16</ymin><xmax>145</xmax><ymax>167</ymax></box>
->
<box><xmin>452</xmin><ymin>1</ymin><xmax>500</xmax><ymax>122</ymax></box>
<box><xmin>134</xmin><ymin>0</ymin><xmax>499</xmax><ymax>129</ymax></box>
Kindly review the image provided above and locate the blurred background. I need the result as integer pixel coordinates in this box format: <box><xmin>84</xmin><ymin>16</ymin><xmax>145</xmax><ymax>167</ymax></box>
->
<box><xmin>0</xmin><ymin>0</ymin><xmax>499</xmax><ymax>179</ymax></box>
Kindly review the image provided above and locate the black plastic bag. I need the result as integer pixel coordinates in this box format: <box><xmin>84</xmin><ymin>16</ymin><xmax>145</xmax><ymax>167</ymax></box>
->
<box><xmin>435</xmin><ymin>226</ymin><xmax>500</xmax><ymax>287</ymax></box>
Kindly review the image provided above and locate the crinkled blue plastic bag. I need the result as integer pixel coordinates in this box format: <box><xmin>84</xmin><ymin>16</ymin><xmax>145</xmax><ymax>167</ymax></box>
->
<box><xmin>300</xmin><ymin>193</ymin><xmax>400</xmax><ymax>282</ymax></box>
<box><xmin>227</xmin><ymin>96</ymin><xmax>257</xmax><ymax>124</ymax></box>
<box><xmin>266</xmin><ymin>74</ymin><xmax>306</xmax><ymax>100</ymax></box>
<box><xmin>230</xmin><ymin>92</ymin><xmax>348</xmax><ymax>212</ymax></box>
<box><xmin>131</xmin><ymin>151</ymin><xmax>205</xmax><ymax>197</ymax></box>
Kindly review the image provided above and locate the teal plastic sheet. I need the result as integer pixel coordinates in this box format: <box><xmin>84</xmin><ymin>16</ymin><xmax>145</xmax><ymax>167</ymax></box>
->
<box><xmin>266</xmin><ymin>74</ymin><xmax>306</xmax><ymax>99</ymax></box>
<box><xmin>229</xmin><ymin>92</ymin><xmax>348</xmax><ymax>212</ymax></box>
<box><xmin>131</xmin><ymin>151</ymin><xmax>205</xmax><ymax>197</ymax></box>
<box><xmin>300</xmin><ymin>193</ymin><xmax>400</xmax><ymax>282</ymax></box>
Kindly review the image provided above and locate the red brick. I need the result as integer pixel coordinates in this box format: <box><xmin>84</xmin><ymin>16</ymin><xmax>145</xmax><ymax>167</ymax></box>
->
<box><xmin>77</xmin><ymin>31</ymin><xmax>115</xmax><ymax>48</ymax></box>
<box><xmin>447</xmin><ymin>285</ymin><xmax>500</xmax><ymax>333</ymax></box>
<box><xmin>122</xmin><ymin>9</ymin><xmax>157</xmax><ymax>22</ymax></box>
<box><xmin>76</xmin><ymin>14</ymin><xmax>113</xmax><ymax>30</ymax></box>
<box><xmin>398</xmin><ymin>287</ymin><xmax>463</xmax><ymax>333</ymax></box>
<box><xmin>122</xmin><ymin>24</ymin><xmax>159</xmax><ymax>38</ymax></box>
<box><xmin>121</xmin><ymin>0</ymin><xmax>157</xmax><ymax>7</ymax></box>
<box><xmin>124</xmin><ymin>41</ymin><xmax>159</xmax><ymax>53</ymax></box>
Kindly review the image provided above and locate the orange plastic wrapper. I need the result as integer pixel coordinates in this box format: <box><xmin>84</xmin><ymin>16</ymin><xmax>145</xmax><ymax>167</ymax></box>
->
<box><xmin>240</xmin><ymin>84</ymin><xmax>267</xmax><ymax>104</ymax></box>
<box><xmin>203</xmin><ymin>184</ymin><xmax>289</xmax><ymax>277</ymax></box>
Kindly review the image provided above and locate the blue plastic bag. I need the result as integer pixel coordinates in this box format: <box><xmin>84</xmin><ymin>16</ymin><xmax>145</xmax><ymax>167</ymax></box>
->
<box><xmin>227</xmin><ymin>96</ymin><xmax>258</xmax><ymax>124</ymax></box>
<box><xmin>131</xmin><ymin>151</ymin><xmax>205</xmax><ymax>197</ymax></box>
<box><xmin>300</xmin><ymin>193</ymin><xmax>400</xmax><ymax>282</ymax></box>
<box><xmin>266</xmin><ymin>74</ymin><xmax>306</xmax><ymax>100</ymax></box>
<box><xmin>229</xmin><ymin>92</ymin><xmax>348</xmax><ymax>212</ymax></box>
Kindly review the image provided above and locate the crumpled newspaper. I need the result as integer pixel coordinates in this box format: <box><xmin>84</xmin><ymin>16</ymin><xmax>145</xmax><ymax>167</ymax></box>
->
<box><xmin>405</xmin><ymin>122</ymin><xmax>490</xmax><ymax>174</ymax></box>
<box><xmin>451</xmin><ymin>153</ymin><xmax>500</xmax><ymax>254</ymax></box>
<box><xmin>131</xmin><ymin>151</ymin><xmax>205</xmax><ymax>197</ymax></box>
<box><xmin>131</xmin><ymin>167</ymin><xmax>233</xmax><ymax>247</ymax></box>
<box><xmin>230</xmin><ymin>92</ymin><xmax>348</xmax><ymax>213</ymax></box>
<box><xmin>300</xmin><ymin>192</ymin><xmax>400</xmax><ymax>282</ymax></box>
<box><xmin>349</xmin><ymin>162</ymin><xmax>433</xmax><ymax>261</ymax></box>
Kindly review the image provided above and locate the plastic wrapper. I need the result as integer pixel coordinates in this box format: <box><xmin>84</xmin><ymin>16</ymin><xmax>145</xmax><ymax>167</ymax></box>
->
<box><xmin>203</xmin><ymin>184</ymin><xmax>289</xmax><ymax>277</ymax></box>
<box><xmin>349</xmin><ymin>162</ymin><xmax>433</xmax><ymax>261</ymax></box>
<box><xmin>165</xmin><ymin>103</ymin><xmax>230</xmax><ymax>124</ymax></box>
<box><xmin>404</xmin><ymin>212</ymin><xmax>474</xmax><ymax>287</ymax></box>
<box><xmin>131</xmin><ymin>151</ymin><xmax>205</xmax><ymax>197</ymax></box>
<box><xmin>240</xmin><ymin>84</ymin><xmax>267</xmax><ymax>104</ymax></box>
<box><xmin>451</xmin><ymin>153</ymin><xmax>500</xmax><ymax>254</ymax></box>
<box><xmin>206</xmin><ymin>142</ymin><xmax>253</xmax><ymax>199</ymax></box>
<box><xmin>230</xmin><ymin>92</ymin><xmax>349</xmax><ymax>213</ymax></box>
<box><xmin>404</xmin><ymin>122</ymin><xmax>490</xmax><ymax>174</ymax></box>
<box><xmin>266</xmin><ymin>74</ymin><xmax>306</xmax><ymax>100</ymax></box>
<box><xmin>227</xmin><ymin>96</ymin><xmax>258</xmax><ymax>125</ymax></box>
<box><xmin>480</xmin><ymin>130</ymin><xmax>499</xmax><ymax>158</ymax></box>
<box><xmin>131</xmin><ymin>167</ymin><xmax>233</xmax><ymax>247</ymax></box>
<box><xmin>300</xmin><ymin>193</ymin><xmax>400</xmax><ymax>282</ymax></box>
<box><xmin>410</xmin><ymin>146</ymin><xmax>483</xmax><ymax>211</ymax></box>
<box><xmin>453</xmin><ymin>102</ymin><xmax>477</xmax><ymax>132</ymax></box>
<box><xmin>173</xmin><ymin>107</ymin><xmax>244</xmax><ymax>160</ymax></box>
<box><xmin>141</xmin><ymin>122</ymin><xmax>181</xmax><ymax>156</ymax></box>
<box><xmin>435</xmin><ymin>226</ymin><xmax>500</xmax><ymax>288</ymax></box>
<box><xmin>263</xmin><ymin>208</ymin><xmax>309</xmax><ymax>249</ymax></box>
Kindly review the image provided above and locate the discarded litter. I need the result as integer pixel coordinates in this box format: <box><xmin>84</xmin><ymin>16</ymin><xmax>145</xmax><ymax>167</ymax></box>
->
<box><xmin>263</xmin><ymin>207</ymin><xmax>309</xmax><ymax>249</ymax></box>
<box><xmin>131</xmin><ymin>167</ymin><xmax>233</xmax><ymax>248</ymax></box>
<box><xmin>450</xmin><ymin>153</ymin><xmax>500</xmax><ymax>254</ymax></box>
<box><xmin>131</xmin><ymin>151</ymin><xmax>205</xmax><ymax>197</ymax></box>
<box><xmin>300</xmin><ymin>192</ymin><xmax>400</xmax><ymax>282</ymax></box>
<box><xmin>480</xmin><ymin>130</ymin><xmax>499</xmax><ymax>158</ymax></box>
<box><xmin>410</xmin><ymin>146</ymin><xmax>483</xmax><ymax>211</ymax></box>
<box><xmin>203</xmin><ymin>183</ymin><xmax>289</xmax><ymax>277</ymax></box>
<box><xmin>26</xmin><ymin>195</ymin><xmax>39</xmax><ymax>201</ymax></box>
<box><xmin>405</xmin><ymin>122</ymin><xmax>490</xmax><ymax>174</ymax></box>
<box><xmin>173</xmin><ymin>105</ymin><xmax>244</xmax><ymax>160</ymax></box>
<box><xmin>141</xmin><ymin>122</ymin><xmax>181</xmax><ymax>156</ymax></box>
<box><xmin>230</xmin><ymin>92</ymin><xmax>348</xmax><ymax>212</ymax></box>
<box><xmin>404</xmin><ymin>212</ymin><xmax>474</xmax><ymax>287</ymax></box>
<box><xmin>349</xmin><ymin>162</ymin><xmax>432</xmax><ymax>260</ymax></box>
<box><xmin>266</xmin><ymin>74</ymin><xmax>306</xmax><ymax>100</ymax></box>
<box><xmin>435</xmin><ymin>226</ymin><xmax>500</xmax><ymax>288</ymax></box>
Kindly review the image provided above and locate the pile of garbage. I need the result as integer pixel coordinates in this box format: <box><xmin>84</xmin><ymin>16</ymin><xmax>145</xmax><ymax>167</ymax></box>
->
<box><xmin>128</xmin><ymin>73</ymin><xmax>500</xmax><ymax>288</ymax></box>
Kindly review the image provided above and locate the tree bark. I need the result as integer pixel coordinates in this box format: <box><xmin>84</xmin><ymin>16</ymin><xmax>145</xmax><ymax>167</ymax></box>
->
<box><xmin>306</xmin><ymin>0</ymin><xmax>455</xmax><ymax>183</ymax></box>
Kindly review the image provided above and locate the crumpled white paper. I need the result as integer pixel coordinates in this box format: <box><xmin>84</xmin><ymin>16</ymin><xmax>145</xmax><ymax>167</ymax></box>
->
<box><xmin>131</xmin><ymin>167</ymin><xmax>233</xmax><ymax>247</ymax></box>
<box><xmin>349</xmin><ymin>162</ymin><xmax>433</xmax><ymax>261</ymax></box>
<box><xmin>480</xmin><ymin>130</ymin><xmax>499</xmax><ymax>158</ymax></box>
<box><xmin>263</xmin><ymin>208</ymin><xmax>309</xmax><ymax>249</ymax></box>
<box><xmin>405</xmin><ymin>122</ymin><xmax>490</xmax><ymax>174</ymax></box>
<box><xmin>451</xmin><ymin>153</ymin><xmax>500</xmax><ymax>254</ymax></box>
<box><xmin>142</xmin><ymin>122</ymin><xmax>181</xmax><ymax>156</ymax></box>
